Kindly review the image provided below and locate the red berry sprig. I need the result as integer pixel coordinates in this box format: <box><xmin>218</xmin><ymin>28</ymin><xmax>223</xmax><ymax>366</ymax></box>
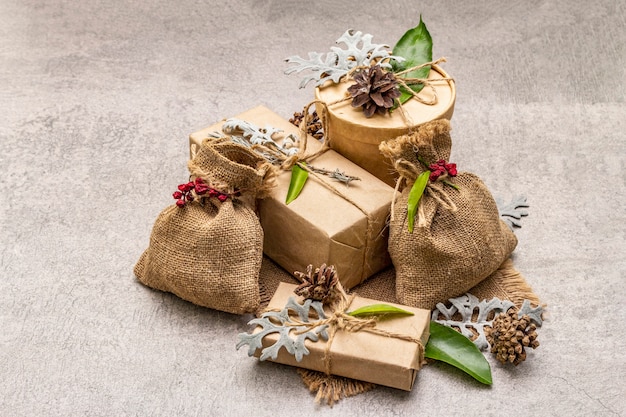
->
<box><xmin>172</xmin><ymin>177</ymin><xmax>230</xmax><ymax>207</ymax></box>
<box><xmin>428</xmin><ymin>159</ymin><xmax>457</xmax><ymax>182</ymax></box>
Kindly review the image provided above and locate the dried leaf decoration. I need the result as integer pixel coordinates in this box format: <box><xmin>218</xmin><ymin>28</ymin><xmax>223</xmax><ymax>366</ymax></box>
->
<box><xmin>285</xmin><ymin>163</ymin><xmax>309</xmax><ymax>205</ymax></box>
<box><xmin>425</xmin><ymin>322</ymin><xmax>493</xmax><ymax>385</ymax></box>
<box><xmin>432</xmin><ymin>294</ymin><xmax>544</xmax><ymax>351</ymax></box>
<box><xmin>214</xmin><ymin>118</ymin><xmax>360</xmax><ymax>203</ymax></box>
<box><xmin>237</xmin><ymin>297</ymin><xmax>329</xmax><ymax>362</ymax></box>
<box><xmin>496</xmin><ymin>195</ymin><xmax>529</xmax><ymax>230</ymax></box>
<box><xmin>348</xmin><ymin>304</ymin><xmax>414</xmax><ymax>318</ymax></box>
<box><xmin>285</xmin><ymin>30</ymin><xmax>404</xmax><ymax>88</ymax></box>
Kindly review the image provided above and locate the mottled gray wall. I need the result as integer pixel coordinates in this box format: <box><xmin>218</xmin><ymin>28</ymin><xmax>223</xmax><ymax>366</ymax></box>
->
<box><xmin>1</xmin><ymin>1</ymin><xmax>624</xmax><ymax>416</ymax></box>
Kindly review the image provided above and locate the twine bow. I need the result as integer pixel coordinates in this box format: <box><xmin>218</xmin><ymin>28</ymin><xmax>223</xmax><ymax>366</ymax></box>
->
<box><xmin>394</xmin><ymin>57</ymin><xmax>451</xmax><ymax>106</ymax></box>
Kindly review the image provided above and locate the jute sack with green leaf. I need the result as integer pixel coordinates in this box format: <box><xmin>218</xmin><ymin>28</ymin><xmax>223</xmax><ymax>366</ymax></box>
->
<box><xmin>379</xmin><ymin>120</ymin><xmax>517</xmax><ymax>310</ymax></box>
<box><xmin>134</xmin><ymin>137</ymin><xmax>277</xmax><ymax>314</ymax></box>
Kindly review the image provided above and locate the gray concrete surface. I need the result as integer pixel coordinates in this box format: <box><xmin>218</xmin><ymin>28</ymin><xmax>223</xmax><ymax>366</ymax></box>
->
<box><xmin>1</xmin><ymin>0</ymin><xmax>624</xmax><ymax>416</ymax></box>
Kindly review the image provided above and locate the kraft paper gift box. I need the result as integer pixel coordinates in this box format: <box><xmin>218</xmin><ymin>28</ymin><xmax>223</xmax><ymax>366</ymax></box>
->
<box><xmin>189</xmin><ymin>106</ymin><xmax>394</xmax><ymax>289</ymax></box>
<box><xmin>241</xmin><ymin>282</ymin><xmax>430</xmax><ymax>391</ymax></box>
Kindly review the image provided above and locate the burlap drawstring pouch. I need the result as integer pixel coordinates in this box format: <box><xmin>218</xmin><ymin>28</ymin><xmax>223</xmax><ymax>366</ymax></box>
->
<box><xmin>134</xmin><ymin>137</ymin><xmax>277</xmax><ymax>314</ymax></box>
<box><xmin>379</xmin><ymin>119</ymin><xmax>518</xmax><ymax>310</ymax></box>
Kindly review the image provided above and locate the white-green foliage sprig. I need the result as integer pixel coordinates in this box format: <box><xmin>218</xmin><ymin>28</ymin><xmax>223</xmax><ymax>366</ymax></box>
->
<box><xmin>221</xmin><ymin>118</ymin><xmax>300</xmax><ymax>157</ymax></box>
<box><xmin>214</xmin><ymin>118</ymin><xmax>360</xmax><ymax>186</ymax></box>
<box><xmin>285</xmin><ymin>30</ymin><xmax>405</xmax><ymax>88</ymax></box>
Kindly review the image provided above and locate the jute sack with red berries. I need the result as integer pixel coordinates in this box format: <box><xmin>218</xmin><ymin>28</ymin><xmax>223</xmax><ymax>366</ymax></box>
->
<box><xmin>379</xmin><ymin>119</ymin><xmax>518</xmax><ymax>310</ymax></box>
<box><xmin>134</xmin><ymin>137</ymin><xmax>277</xmax><ymax>314</ymax></box>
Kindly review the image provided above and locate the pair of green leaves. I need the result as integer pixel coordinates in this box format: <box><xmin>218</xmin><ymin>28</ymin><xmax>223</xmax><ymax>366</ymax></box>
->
<box><xmin>348</xmin><ymin>305</ymin><xmax>492</xmax><ymax>385</ymax></box>
<box><xmin>392</xmin><ymin>16</ymin><xmax>433</xmax><ymax>105</ymax></box>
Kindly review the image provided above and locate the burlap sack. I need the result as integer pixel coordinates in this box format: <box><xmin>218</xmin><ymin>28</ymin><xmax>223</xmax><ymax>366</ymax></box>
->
<box><xmin>379</xmin><ymin>120</ymin><xmax>518</xmax><ymax>310</ymax></box>
<box><xmin>134</xmin><ymin>137</ymin><xmax>277</xmax><ymax>314</ymax></box>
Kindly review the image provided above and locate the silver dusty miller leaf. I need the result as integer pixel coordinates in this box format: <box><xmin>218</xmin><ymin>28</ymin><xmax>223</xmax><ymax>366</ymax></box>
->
<box><xmin>222</xmin><ymin>118</ymin><xmax>299</xmax><ymax>150</ymax></box>
<box><xmin>432</xmin><ymin>294</ymin><xmax>543</xmax><ymax>351</ymax></box>
<box><xmin>236</xmin><ymin>297</ymin><xmax>329</xmax><ymax>362</ymax></box>
<box><xmin>496</xmin><ymin>195</ymin><xmax>529</xmax><ymax>230</ymax></box>
<box><xmin>285</xmin><ymin>30</ymin><xmax>405</xmax><ymax>88</ymax></box>
<box><xmin>215</xmin><ymin>118</ymin><xmax>300</xmax><ymax>163</ymax></box>
<box><xmin>518</xmin><ymin>299</ymin><xmax>544</xmax><ymax>326</ymax></box>
<box><xmin>212</xmin><ymin>119</ymin><xmax>360</xmax><ymax>185</ymax></box>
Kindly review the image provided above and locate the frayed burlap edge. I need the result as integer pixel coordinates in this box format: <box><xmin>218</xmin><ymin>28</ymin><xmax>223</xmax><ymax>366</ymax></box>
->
<box><xmin>296</xmin><ymin>369</ymin><xmax>376</xmax><ymax>407</ymax></box>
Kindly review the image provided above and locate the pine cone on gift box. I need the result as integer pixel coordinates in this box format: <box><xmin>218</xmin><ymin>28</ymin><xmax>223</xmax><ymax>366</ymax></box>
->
<box><xmin>294</xmin><ymin>264</ymin><xmax>339</xmax><ymax>303</ymax></box>
<box><xmin>347</xmin><ymin>64</ymin><xmax>401</xmax><ymax>118</ymax></box>
<box><xmin>486</xmin><ymin>308</ymin><xmax>540</xmax><ymax>366</ymax></box>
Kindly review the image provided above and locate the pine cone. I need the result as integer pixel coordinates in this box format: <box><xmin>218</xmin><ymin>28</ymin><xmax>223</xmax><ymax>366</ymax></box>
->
<box><xmin>486</xmin><ymin>308</ymin><xmax>540</xmax><ymax>366</ymax></box>
<box><xmin>294</xmin><ymin>264</ymin><xmax>338</xmax><ymax>302</ymax></box>
<box><xmin>289</xmin><ymin>110</ymin><xmax>323</xmax><ymax>140</ymax></box>
<box><xmin>347</xmin><ymin>65</ymin><xmax>401</xmax><ymax>118</ymax></box>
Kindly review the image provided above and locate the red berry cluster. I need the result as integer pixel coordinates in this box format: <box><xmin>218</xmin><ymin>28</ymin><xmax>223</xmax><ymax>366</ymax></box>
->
<box><xmin>428</xmin><ymin>159</ymin><xmax>458</xmax><ymax>182</ymax></box>
<box><xmin>172</xmin><ymin>177</ymin><xmax>229</xmax><ymax>207</ymax></box>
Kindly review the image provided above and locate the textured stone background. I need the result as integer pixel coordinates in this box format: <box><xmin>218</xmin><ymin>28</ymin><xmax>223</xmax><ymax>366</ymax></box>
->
<box><xmin>1</xmin><ymin>0</ymin><xmax>624</xmax><ymax>416</ymax></box>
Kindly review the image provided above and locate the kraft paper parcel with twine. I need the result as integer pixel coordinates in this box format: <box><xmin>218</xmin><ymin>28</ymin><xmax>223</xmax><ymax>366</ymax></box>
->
<box><xmin>252</xmin><ymin>282</ymin><xmax>430</xmax><ymax>391</ymax></box>
<box><xmin>189</xmin><ymin>105</ymin><xmax>394</xmax><ymax>290</ymax></box>
<box><xmin>134</xmin><ymin>137</ymin><xmax>276</xmax><ymax>315</ymax></box>
<box><xmin>256</xmin><ymin>256</ymin><xmax>541</xmax><ymax>405</ymax></box>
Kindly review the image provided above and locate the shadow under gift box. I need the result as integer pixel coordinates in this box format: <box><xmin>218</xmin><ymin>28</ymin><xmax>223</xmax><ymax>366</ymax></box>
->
<box><xmin>250</xmin><ymin>282</ymin><xmax>431</xmax><ymax>391</ymax></box>
<box><xmin>189</xmin><ymin>106</ymin><xmax>394</xmax><ymax>290</ymax></box>
<box><xmin>315</xmin><ymin>64</ymin><xmax>455</xmax><ymax>187</ymax></box>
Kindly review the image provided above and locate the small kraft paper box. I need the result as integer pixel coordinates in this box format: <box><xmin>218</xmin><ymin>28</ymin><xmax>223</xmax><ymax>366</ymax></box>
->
<box><xmin>189</xmin><ymin>106</ymin><xmax>394</xmax><ymax>289</ymax></box>
<box><xmin>244</xmin><ymin>282</ymin><xmax>430</xmax><ymax>391</ymax></box>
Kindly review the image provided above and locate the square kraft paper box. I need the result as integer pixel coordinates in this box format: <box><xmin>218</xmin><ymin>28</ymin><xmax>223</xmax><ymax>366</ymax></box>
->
<box><xmin>252</xmin><ymin>282</ymin><xmax>431</xmax><ymax>391</ymax></box>
<box><xmin>189</xmin><ymin>106</ymin><xmax>394</xmax><ymax>289</ymax></box>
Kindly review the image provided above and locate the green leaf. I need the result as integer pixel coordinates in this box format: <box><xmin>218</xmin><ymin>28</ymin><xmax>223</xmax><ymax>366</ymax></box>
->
<box><xmin>425</xmin><ymin>322</ymin><xmax>493</xmax><ymax>385</ymax></box>
<box><xmin>285</xmin><ymin>163</ymin><xmax>309</xmax><ymax>205</ymax></box>
<box><xmin>348</xmin><ymin>304</ymin><xmax>414</xmax><ymax>318</ymax></box>
<box><xmin>407</xmin><ymin>171</ymin><xmax>430</xmax><ymax>233</ymax></box>
<box><xmin>391</xmin><ymin>16</ymin><xmax>433</xmax><ymax>105</ymax></box>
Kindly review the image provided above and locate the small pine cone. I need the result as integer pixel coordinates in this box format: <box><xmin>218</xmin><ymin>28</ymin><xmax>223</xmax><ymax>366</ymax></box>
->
<box><xmin>486</xmin><ymin>308</ymin><xmax>540</xmax><ymax>366</ymax></box>
<box><xmin>347</xmin><ymin>64</ymin><xmax>401</xmax><ymax>118</ymax></box>
<box><xmin>289</xmin><ymin>110</ymin><xmax>324</xmax><ymax>140</ymax></box>
<box><xmin>289</xmin><ymin>111</ymin><xmax>305</xmax><ymax>128</ymax></box>
<box><xmin>294</xmin><ymin>264</ymin><xmax>339</xmax><ymax>303</ymax></box>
